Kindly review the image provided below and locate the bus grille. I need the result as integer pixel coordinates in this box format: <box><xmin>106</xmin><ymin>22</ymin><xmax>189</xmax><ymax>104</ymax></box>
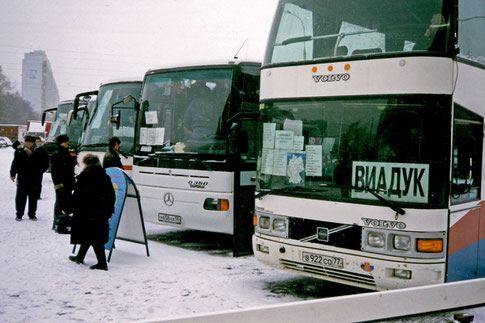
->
<box><xmin>280</xmin><ymin>259</ymin><xmax>376</xmax><ymax>288</ymax></box>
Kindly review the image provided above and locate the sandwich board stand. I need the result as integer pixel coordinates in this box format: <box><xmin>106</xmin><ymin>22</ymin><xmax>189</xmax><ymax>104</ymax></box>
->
<box><xmin>104</xmin><ymin>167</ymin><xmax>149</xmax><ymax>262</ymax></box>
<box><xmin>72</xmin><ymin>167</ymin><xmax>150</xmax><ymax>262</ymax></box>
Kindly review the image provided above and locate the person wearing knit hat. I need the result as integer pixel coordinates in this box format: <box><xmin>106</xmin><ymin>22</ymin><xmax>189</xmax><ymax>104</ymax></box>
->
<box><xmin>50</xmin><ymin>134</ymin><xmax>77</xmax><ymax>231</ymax></box>
<box><xmin>10</xmin><ymin>135</ymin><xmax>49</xmax><ymax>221</ymax></box>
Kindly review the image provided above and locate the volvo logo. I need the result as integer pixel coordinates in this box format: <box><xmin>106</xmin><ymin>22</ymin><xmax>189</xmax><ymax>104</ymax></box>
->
<box><xmin>163</xmin><ymin>192</ymin><xmax>174</xmax><ymax>206</ymax></box>
<box><xmin>361</xmin><ymin>217</ymin><xmax>406</xmax><ymax>229</ymax></box>
<box><xmin>312</xmin><ymin>73</ymin><xmax>350</xmax><ymax>83</ymax></box>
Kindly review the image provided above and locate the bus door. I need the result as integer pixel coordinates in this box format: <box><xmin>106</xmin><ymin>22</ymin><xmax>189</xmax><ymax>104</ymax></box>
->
<box><xmin>231</xmin><ymin>115</ymin><xmax>258</xmax><ymax>256</ymax></box>
<box><xmin>448</xmin><ymin>104</ymin><xmax>484</xmax><ymax>281</ymax></box>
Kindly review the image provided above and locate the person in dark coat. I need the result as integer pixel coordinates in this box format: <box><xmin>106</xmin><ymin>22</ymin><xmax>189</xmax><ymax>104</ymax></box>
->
<box><xmin>67</xmin><ymin>154</ymin><xmax>115</xmax><ymax>270</ymax></box>
<box><xmin>103</xmin><ymin>136</ymin><xmax>123</xmax><ymax>169</ymax></box>
<box><xmin>50</xmin><ymin>134</ymin><xmax>77</xmax><ymax>230</ymax></box>
<box><xmin>10</xmin><ymin>135</ymin><xmax>49</xmax><ymax>221</ymax></box>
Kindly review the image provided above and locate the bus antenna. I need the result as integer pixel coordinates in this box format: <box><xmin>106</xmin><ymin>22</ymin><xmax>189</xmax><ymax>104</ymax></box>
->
<box><xmin>234</xmin><ymin>38</ymin><xmax>248</xmax><ymax>59</ymax></box>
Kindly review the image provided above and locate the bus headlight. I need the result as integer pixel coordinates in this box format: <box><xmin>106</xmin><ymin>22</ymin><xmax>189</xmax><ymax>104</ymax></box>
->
<box><xmin>273</xmin><ymin>218</ymin><xmax>287</xmax><ymax>232</ymax></box>
<box><xmin>259</xmin><ymin>216</ymin><xmax>270</xmax><ymax>230</ymax></box>
<box><xmin>393</xmin><ymin>235</ymin><xmax>411</xmax><ymax>251</ymax></box>
<box><xmin>367</xmin><ymin>232</ymin><xmax>385</xmax><ymax>248</ymax></box>
<box><xmin>254</xmin><ymin>212</ymin><xmax>288</xmax><ymax>238</ymax></box>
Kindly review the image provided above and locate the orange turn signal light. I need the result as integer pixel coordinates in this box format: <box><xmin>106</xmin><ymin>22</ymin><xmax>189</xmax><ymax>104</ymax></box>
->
<box><xmin>253</xmin><ymin>215</ymin><xmax>258</xmax><ymax>227</ymax></box>
<box><xmin>417</xmin><ymin>238</ymin><xmax>443</xmax><ymax>253</ymax></box>
<box><xmin>220</xmin><ymin>199</ymin><xmax>229</xmax><ymax>211</ymax></box>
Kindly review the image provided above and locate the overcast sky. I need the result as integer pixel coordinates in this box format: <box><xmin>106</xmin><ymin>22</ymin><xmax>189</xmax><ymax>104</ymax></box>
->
<box><xmin>0</xmin><ymin>0</ymin><xmax>278</xmax><ymax>101</ymax></box>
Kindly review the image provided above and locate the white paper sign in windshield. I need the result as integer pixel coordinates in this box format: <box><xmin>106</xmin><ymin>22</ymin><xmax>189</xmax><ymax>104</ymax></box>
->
<box><xmin>306</xmin><ymin>145</ymin><xmax>322</xmax><ymax>177</ymax></box>
<box><xmin>273</xmin><ymin>149</ymin><xmax>290</xmax><ymax>176</ymax></box>
<box><xmin>140</xmin><ymin>127</ymin><xmax>165</xmax><ymax>146</ymax></box>
<box><xmin>261</xmin><ymin>148</ymin><xmax>274</xmax><ymax>175</ymax></box>
<box><xmin>145</xmin><ymin>111</ymin><xmax>158</xmax><ymax>125</ymax></box>
<box><xmin>263</xmin><ymin>123</ymin><xmax>276</xmax><ymax>148</ymax></box>
<box><xmin>351</xmin><ymin>161</ymin><xmax>429</xmax><ymax>203</ymax></box>
<box><xmin>275</xmin><ymin>130</ymin><xmax>294</xmax><ymax>150</ymax></box>
<box><xmin>293</xmin><ymin>136</ymin><xmax>304</xmax><ymax>151</ymax></box>
<box><xmin>283</xmin><ymin>119</ymin><xmax>303</xmax><ymax>136</ymax></box>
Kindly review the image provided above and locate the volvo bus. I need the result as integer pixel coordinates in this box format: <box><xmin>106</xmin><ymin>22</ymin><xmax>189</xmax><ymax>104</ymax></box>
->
<box><xmin>132</xmin><ymin>60</ymin><xmax>261</xmax><ymax>255</ymax></box>
<box><xmin>74</xmin><ymin>78</ymin><xmax>142</xmax><ymax>175</ymax></box>
<box><xmin>252</xmin><ymin>0</ymin><xmax>485</xmax><ymax>290</ymax></box>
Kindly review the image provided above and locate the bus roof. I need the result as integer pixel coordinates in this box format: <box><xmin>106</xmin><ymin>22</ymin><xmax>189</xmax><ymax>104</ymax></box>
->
<box><xmin>99</xmin><ymin>77</ymin><xmax>143</xmax><ymax>87</ymax></box>
<box><xmin>145</xmin><ymin>59</ymin><xmax>261</xmax><ymax>75</ymax></box>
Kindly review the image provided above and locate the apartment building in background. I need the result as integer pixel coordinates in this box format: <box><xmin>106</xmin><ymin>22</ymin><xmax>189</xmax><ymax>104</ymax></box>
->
<box><xmin>21</xmin><ymin>50</ymin><xmax>59</xmax><ymax>111</ymax></box>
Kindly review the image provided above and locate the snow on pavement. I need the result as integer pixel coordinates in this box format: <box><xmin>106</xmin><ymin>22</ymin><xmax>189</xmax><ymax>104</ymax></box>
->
<box><xmin>0</xmin><ymin>148</ymin><xmax>305</xmax><ymax>322</ymax></box>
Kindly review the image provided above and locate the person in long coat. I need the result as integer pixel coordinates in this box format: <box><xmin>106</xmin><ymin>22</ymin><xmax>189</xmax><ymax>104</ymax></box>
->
<box><xmin>10</xmin><ymin>135</ymin><xmax>49</xmax><ymax>221</ymax></box>
<box><xmin>67</xmin><ymin>154</ymin><xmax>115</xmax><ymax>270</ymax></box>
<box><xmin>50</xmin><ymin>134</ymin><xmax>77</xmax><ymax>230</ymax></box>
<box><xmin>103</xmin><ymin>136</ymin><xmax>123</xmax><ymax>169</ymax></box>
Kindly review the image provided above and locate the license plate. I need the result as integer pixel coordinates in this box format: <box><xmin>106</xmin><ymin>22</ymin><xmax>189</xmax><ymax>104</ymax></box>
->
<box><xmin>301</xmin><ymin>252</ymin><xmax>344</xmax><ymax>268</ymax></box>
<box><xmin>158</xmin><ymin>213</ymin><xmax>182</xmax><ymax>224</ymax></box>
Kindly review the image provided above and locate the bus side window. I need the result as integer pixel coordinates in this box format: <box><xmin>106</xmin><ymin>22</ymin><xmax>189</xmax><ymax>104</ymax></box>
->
<box><xmin>451</xmin><ymin>104</ymin><xmax>483</xmax><ymax>204</ymax></box>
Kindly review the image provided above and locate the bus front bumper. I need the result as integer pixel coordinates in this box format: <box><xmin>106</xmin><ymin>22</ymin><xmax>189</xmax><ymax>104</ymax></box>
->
<box><xmin>253</xmin><ymin>234</ymin><xmax>446</xmax><ymax>291</ymax></box>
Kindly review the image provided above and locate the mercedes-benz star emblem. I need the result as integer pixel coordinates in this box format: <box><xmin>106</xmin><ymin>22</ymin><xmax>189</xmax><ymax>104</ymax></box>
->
<box><xmin>163</xmin><ymin>192</ymin><xmax>174</xmax><ymax>206</ymax></box>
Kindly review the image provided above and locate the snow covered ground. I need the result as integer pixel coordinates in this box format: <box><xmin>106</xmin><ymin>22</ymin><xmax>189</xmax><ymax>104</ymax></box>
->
<box><xmin>0</xmin><ymin>147</ymin><xmax>362</xmax><ymax>322</ymax></box>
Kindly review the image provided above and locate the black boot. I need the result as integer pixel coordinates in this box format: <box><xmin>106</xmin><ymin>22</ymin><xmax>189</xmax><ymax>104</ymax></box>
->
<box><xmin>68</xmin><ymin>256</ymin><xmax>83</xmax><ymax>264</ymax></box>
<box><xmin>89</xmin><ymin>263</ymin><xmax>108</xmax><ymax>271</ymax></box>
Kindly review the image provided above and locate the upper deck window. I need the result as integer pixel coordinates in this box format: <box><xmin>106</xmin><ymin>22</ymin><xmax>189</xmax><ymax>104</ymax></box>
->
<box><xmin>265</xmin><ymin>0</ymin><xmax>452</xmax><ymax>65</ymax></box>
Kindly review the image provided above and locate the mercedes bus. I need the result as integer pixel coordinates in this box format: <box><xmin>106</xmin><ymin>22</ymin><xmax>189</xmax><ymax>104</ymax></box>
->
<box><xmin>252</xmin><ymin>0</ymin><xmax>485</xmax><ymax>290</ymax></box>
<box><xmin>132</xmin><ymin>60</ymin><xmax>261</xmax><ymax>255</ymax></box>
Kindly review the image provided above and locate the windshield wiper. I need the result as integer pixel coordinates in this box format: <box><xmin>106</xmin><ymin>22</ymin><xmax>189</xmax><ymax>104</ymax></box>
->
<box><xmin>319</xmin><ymin>184</ymin><xmax>406</xmax><ymax>220</ymax></box>
<box><xmin>81</xmin><ymin>143</ymin><xmax>108</xmax><ymax>148</ymax></box>
<box><xmin>146</xmin><ymin>152</ymin><xmax>212</xmax><ymax>171</ymax></box>
<box><xmin>255</xmin><ymin>186</ymin><xmax>322</xmax><ymax>199</ymax></box>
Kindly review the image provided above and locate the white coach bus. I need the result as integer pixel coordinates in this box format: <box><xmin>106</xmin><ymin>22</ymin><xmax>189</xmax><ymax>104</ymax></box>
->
<box><xmin>253</xmin><ymin>0</ymin><xmax>485</xmax><ymax>290</ymax></box>
<box><xmin>132</xmin><ymin>60</ymin><xmax>261</xmax><ymax>256</ymax></box>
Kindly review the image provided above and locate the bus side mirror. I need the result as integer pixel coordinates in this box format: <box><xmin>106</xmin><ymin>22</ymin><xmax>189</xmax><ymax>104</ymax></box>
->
<box><xmin>111</xmin><ymin>111</ymin><xmax>121</xmax><ymax>130</ymax></box>
<box><xmin>122</xmin><ymin>95</ymin><xmax>134</xmax><ymax>104</ymax></box>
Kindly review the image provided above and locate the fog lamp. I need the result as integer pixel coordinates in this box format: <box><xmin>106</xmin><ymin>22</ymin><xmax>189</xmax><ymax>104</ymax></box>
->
<box><xmin>258</xmin><ymin>244</ymin><xmax>270</xmax><ymax>254</ymax></box>
<box><xmin>368</xmin><ymin>232</ymin><xmax>385</xmax><ymax>248</ymax></box>
<box><xmin>393</xmin><ymin>269</ymin><xmax>412</xmax><ymax>279</ymax></box>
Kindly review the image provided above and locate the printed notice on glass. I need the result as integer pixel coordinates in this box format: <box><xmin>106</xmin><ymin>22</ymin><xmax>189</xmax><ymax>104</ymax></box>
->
<box><xmin>275</xmin><ymin>130</ymin><xmax>294</xmax><ymax>150</ymax></box>
<box><xmin>261</xmin><ymin>148</ymin><xmax>274</xmax><ymax>175</ymax></box>
<box><xmin>263</xmin><ymin>123</ymin><xmax>276</xmax><ymax>148</ymax></box>
<box><xmin>140</xmin><ymin>127</ymin><xmax>164</xmax><ymax>145</ymax></box>
<box><xmin>272</xmin><ymin>150</ymin><xmax>289</xmax><ymax>176</ymax></box>
<box><xmin>139</xmin><ymin>127</ymin><xmax>147</xmax><ymax>145</ymax></box>
<box><xmin>293</xmin><ymin>136</ymin><xmax>304</xmax><ymax>151</ymax></box>
<box><xmin>283</xmin><ymin>119</ymin><xmax>303</xmax><ymax>136</ymax></box>
<box><xmin>149</xmin><ymin>127</ymin><xmax>164</xmax><ymax>145</ymax></box>
<box><xmin>306</xmin><ymin>145</ymin><xmax>323</xmax><ymax>177</ymax></box>
<box><xmin>145</xmin><ymin>111</ymin><xmax>158</xmax><ymax>125</ymax></box>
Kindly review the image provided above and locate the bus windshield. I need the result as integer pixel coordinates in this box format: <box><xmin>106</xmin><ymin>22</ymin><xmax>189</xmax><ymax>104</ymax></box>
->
<box><xmin>257</xmin><ymin>96</ymin><xmax>451</xmax><ymax>208</ymax></box>
<box><xmin>46</xmin><ymin>102</ymin><xmax>72</xmax><ymax>142</ymax></box>
<box><xmin>82</xmin><ymin>82</ymin><xmax>141</xmax><ymax>155</ymax></box>
<box><xmin>265</xmin><ymin>0</ymin><xmax>452</xmax><ymax>65</ymax></box>
<box><xmin>137</xmin><ymin>68</ymin><xmax>232</xmax><ymax>155</ymax></box>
